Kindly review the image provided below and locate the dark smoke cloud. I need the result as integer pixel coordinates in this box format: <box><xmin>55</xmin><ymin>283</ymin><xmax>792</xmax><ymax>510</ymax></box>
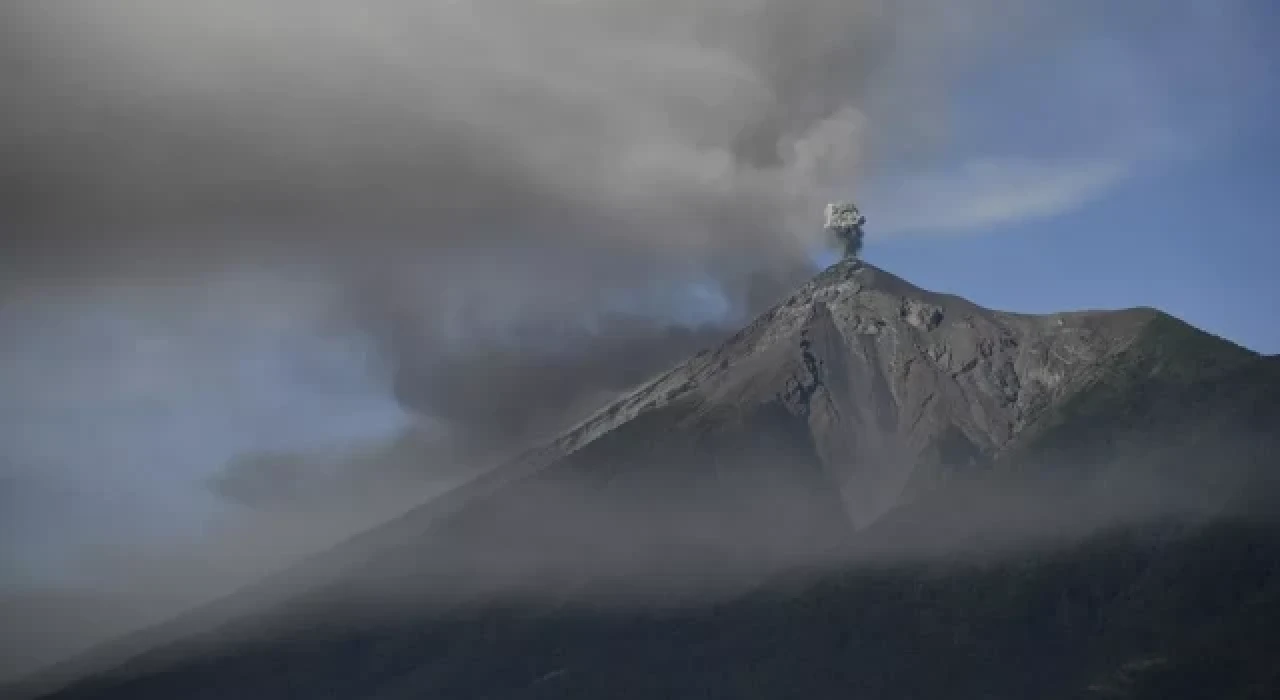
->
<box><xmin>824</xmin><ymin>203</ymin><xmax>868</xmax><ymax>259</ymax></box>
<box><xmin>834</xmin><ymin>223</ymin><xmax>867</xmax><ymax>259</ymax></box>
<box><xmin>841</xmin><ymin>230</ymin><xmax>865</xmax><ymax>258</ymax></box>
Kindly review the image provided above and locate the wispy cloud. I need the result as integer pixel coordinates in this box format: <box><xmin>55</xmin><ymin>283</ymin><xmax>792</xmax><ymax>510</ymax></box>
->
<box><xmin>868</xmin><ymin>156</ymin><xmax>1133</xmax><ymax>236</ymax></box>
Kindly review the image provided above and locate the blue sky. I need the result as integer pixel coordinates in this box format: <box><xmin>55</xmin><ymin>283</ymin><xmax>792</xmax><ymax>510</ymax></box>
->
<box><xmin>856</xmin><ymin>0</ymin><xmax>1279</xmax><ymax>354</ymax></box>
<box><xmin>867</xmin><ymin>139</ymin><xmax>1280</xmax><ymax>354</ymax></box>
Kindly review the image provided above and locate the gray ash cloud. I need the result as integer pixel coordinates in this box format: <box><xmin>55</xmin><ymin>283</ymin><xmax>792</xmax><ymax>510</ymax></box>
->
<box><xmin>0</xmin><ymin>0</ymin><xmax>910</xmax><ymax>448</ymax></box>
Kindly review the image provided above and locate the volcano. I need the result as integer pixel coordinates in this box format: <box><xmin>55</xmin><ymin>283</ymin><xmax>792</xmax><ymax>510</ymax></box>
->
<box><xmin>17</xmin><ymin>259</ymin><xmax>1280</xmax><ymax>700</ymax></box>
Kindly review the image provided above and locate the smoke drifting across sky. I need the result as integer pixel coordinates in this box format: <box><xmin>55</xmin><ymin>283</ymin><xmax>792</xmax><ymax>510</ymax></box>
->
<box><xmin>2</xmin><ymin>0</ymin><xmax>917</xmax><ymax>442</ymax></box>
<box><xmin>0</xmin><ymin>0</ymin><xmax>1275</xmax><ymax>678</ymax></box>
<box><xmin>2</xmin><ymin>0</ymin><xmax>1267</xmax><ymax>434</ymax></box>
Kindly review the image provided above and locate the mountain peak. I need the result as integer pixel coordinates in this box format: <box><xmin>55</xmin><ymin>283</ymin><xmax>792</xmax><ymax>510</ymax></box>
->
<box><xmin>468</xmin><ymin>259</ymin><xmax>1197</xmax><ymax>530</ymax></box>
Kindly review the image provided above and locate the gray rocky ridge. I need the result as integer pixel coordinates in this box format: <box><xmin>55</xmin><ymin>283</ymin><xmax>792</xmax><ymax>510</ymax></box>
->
<box><xmin>528</xmin><ymin>258</ymin><xmax>1157</xmax><ymax>526</ymax></box>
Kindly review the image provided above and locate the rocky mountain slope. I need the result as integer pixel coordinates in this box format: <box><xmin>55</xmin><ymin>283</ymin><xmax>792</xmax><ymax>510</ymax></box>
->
<box><xmin>479</xmin><ymin>258</ymin><xmax>1254</xmax><ymax>526</ymax></box>
<box><xmin>17</xmin><ymin>259</ymin><xmax>1279</xmax><ymax>700</ymax></box>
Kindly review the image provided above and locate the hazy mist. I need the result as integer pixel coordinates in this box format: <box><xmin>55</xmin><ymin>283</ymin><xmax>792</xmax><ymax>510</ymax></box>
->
<box><xmin>2</xmin><ymin>0</ymin><xmax>1274</xmax><ymax>682</ymax></box>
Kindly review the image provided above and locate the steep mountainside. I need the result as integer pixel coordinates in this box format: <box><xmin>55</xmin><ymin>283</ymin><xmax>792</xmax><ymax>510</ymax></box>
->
<box><xmin>18</xmin><ymin>260</ymin><xmax>1279</xmax><ymax>700</ymax></box>
<box><xmin>497</xmin><ymin>259</ymin><xmax>1253</xmax><ymax>525</ymax></box>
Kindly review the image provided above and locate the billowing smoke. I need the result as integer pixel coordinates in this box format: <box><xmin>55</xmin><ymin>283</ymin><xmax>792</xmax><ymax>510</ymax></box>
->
<box><xmin>824</xmin><ymin>202</ymin><xmax>867</xmax><ymax>258</ymax></box>
<box><xmin>0</xmin><ymin>0</ymin><xmax>909</xmax><ymax>455</ymax></box>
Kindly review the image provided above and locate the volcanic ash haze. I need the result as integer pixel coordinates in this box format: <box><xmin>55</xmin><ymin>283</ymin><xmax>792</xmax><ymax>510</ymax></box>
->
<box><xmin>0</xmin><ymin>0</ymin><xmax>922</xmax><ymax>459</ymax></box>
<box><xmin>3</xmin><ymin>0</ymin><xmax>906</xmax><ymax>265</ymax></box>
<box><xmin>4</xmin><ymin>0</ymin><xmax>1278</xmax><ymax>690</ymax></box>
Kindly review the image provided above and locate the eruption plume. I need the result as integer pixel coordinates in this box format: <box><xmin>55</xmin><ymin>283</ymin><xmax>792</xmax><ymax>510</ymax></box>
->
<box><xmin>824</xmin><ymin>202</ymin><xmax>866</xmax><ymax>259</ymax></box>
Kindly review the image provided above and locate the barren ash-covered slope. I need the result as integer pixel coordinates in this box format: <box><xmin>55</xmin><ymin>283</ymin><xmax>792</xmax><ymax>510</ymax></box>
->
<box><xmin>20</xmin><ymin>259</ymin><xmax>1279</xmax><ymax>700</ymax></box>
<box><xmin>539</xmin><ymin>258</ymin><xmax>1199</xmax><ymax>525</ymax></box>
